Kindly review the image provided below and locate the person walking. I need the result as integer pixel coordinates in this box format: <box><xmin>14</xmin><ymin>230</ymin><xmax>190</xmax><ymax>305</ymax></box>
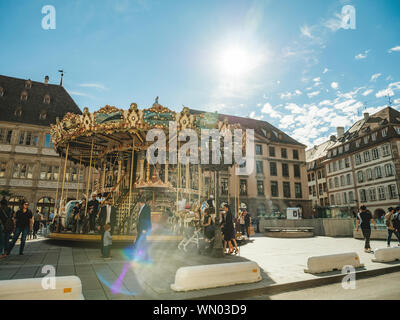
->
<box><xmin>33</xmin><ymin>210</ymin><xmax>41</xmax><ymax>239</ymax></box>
<box><xmin>239</xmin><ymin>210</ymin><xmax>245</xmax><ymax>236</ymax></box>
<box><xmin>222</xmin><ymin>204</ymin><xmax>238</xmax><ymax>255</ymax></box>
<box><xmin>355</xmin><ymin>205</ymin><xmax>377</xmax><ymax>253</ymax></box>
<box><xmin>134</xmin><ymin>196</ymin><xmax>152</xmax><ymax>260</ymax></box>
<box><xmin>72</xmin><ymin>201</ymin><xmax>82</xmax><ymax>234</ymax></box>
<box><xmin>385</xmin><ymin>207</ymin><xmax>400</xmax><ymax>247</ymax></box>
<box><xmin>0</xmin><ymin>198</ymin><xmax>13</xmax><ymax>258</ymax></box>
<box><xmin>88</xmin><ymin>193</ymin><xmax>100</xmax><ymax>234</ymax></box>
<box><xmin>98</xmin><ymin>198</ymin><xmax>117</xmax><ymax>256</ymax></box>
<box><xmin>102</xmin><ymin>223</ymin><xmax>113</xmax><ymax>260</ymax></box>
<box><xmin>244</xmin><ymin>209</ymin><xmax>251</xmax><ymax>240</ymax></box>
<box><xmin>6</xmin><ymin>201</ymin><xmax>33</xmax><ymax>256</ymax></box>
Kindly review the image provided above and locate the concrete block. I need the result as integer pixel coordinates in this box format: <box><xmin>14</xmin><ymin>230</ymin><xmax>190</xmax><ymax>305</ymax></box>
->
<box><xmin>304</xmin><ymin>252</ymin><xmax>364</xmax><ymax>274</ymax></box>
<box><xmin>372</xmin><ymin>247</ymin><xmax>400</xmax><ymax>263</ymax></box>
<box><xmin>171</xmin><ymin>262</ymin><xmax>261</xmax><ymax>292</ymax></box>
<box><xmin>0</xmin><ymin>276</ymin><xmax>84</xmax><ymax>300</ymax></box>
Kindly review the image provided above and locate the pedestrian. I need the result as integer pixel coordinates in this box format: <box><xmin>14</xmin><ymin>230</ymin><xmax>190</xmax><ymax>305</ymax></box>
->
<box><xmin>255</xmin><ymin>216</ymin><xmax>260</xmax><ymax>233</ymax></box>
<box><xmin>239</xmin><ymin>210</ymin><xmax>245</xmax><ymax>235</ymax></box>
<box><xmin>244</xmin><ymin>209</ymin><xmax>251</xmax><ymax>240</ymax></box>
<box><xmin>385</xmin><ymin>207</ymin><xmax>400</xmax><ymax>247</ymax></box>
<box><xmin>0</xmin><ymin>198</ymin><xmax>13</xmax><ymax>258</ymax></box>
<box><xmin>102</xmin><ymin>223</ymin><xmax>113</xmax><ymax>260</ymax></box>
<box><xmin>88</xmin><ymin>193</ymin><xmax>100</xmax><ymax>234</ymax></box>
<box><xmin>222</xmin><ymin>204</ymin><xmax>238</xmax><ymax>255</ymax></box>
<box><xmin>355</xmin><ymin>205</ymin><xmax>377</xmax><ymax>253</ymax></box>
<box><xmin>134</xmin><ymin>196</ymin><xmax>152</xmax><ymax>261</ymax></box>
<box><xmin>201</xmin><ymin>207</ymin><xmax>215</xmax><ymax>242</ymax></box>
<box><xmin>33</xmin><ymin>210</ymin><xmax>41</xmax><ymax>239</ymax></box>
<box><xmin>98</xmin><ymin>198</ymin><xmax>117</xmax><ymax>257</ymax></box>
<box><xmin>6</xmin><ymin>201</ymin><xmax>33</xmax><ymax>256</ymax></box>
<box><xmin>72</xmin><ymin>201</ymin><xmax>82</xmax><ymax>234</ymax></box>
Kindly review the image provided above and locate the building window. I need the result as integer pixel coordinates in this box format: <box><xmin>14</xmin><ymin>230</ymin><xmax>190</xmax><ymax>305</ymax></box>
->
<box><xmin>355</xmin><ymin>154</ymin><xmax>362</xmax><ymax>165</ymax></box>
<box><xmin>0</xmin><ymin>162</ymin><xmax>6</xmax><ymax>178</ymax></box>
<box><xmin>374</xmin><ymin>166</ymin><xmax>382</xmax><ymax>179</ymax></box>
<box><xmin>338</xmin><ymin>146</ymin><xmax>343</xmax><ymax>154</ymax></box>
<box><xmin>317</xmin><ymin>171</ymin><xmax>322</xmax><ymax>179</ymax></box>
<box><xmin>44</xmin><ymin>134</ymin><xmax>53</xmax><ymax>148</ymax></box>
<box><xmin>363</xmin><ymin>136</ymin><xmax>369</xmax><ymax>144</ymax></box>
<box><xmin>13</xmin><ymin>163</ymin><xmax>33</xmax><ymax>179</ymax></box>
<box><xmin>388</xmin><ymin>185</ymin><xmax>397</xmax><ymax>199</ymax></box>
<box><xmin>333</xmin><ymin>162</ymin><xmax>337</xmax><ymax>171</ymax></box>
<box><xmin>20</xmin><ymin>91</ymin><xmax>28</xmax><ymax>101</ymax></box>
<box><xmin>333</xmin><ymin>148</ymin><xmax>337</xmax><ymax>156</ymax></box>
<box><xmin>345</xmin><ymin>157</ymin><xmax>350</xmax><ymax>168</ymax></box>
<box><xmin>360</xmin><ymin>189</ymin><xmax>367</xmax><ymax>202</ymax></box>
<box><xmin>256</xmin><ymin>160</ymin><xmax>264</xmax><ymax>174</ymax></box>
<box><xmin>18</xmin><ymin>131</ymin><xmax>39</xmax><ymax>146</ymax></box>
<box><xmin>293</xmin><ymin>149</ymin><xmax>299</xmax><ymax>160</ymax></box>
<box><xmin>294</xmin><ymin>164</ymin><xmax>300</xmax><ymax>178</ymax></box>
<box><xmin>220</xmin><ymin>178</ymin><xmax>228</xmax><ymax>195</ymax></box>
<box><xmin>382</xmin><ymin>128</ymin><xmax>388</xmax><ymax>137</ymax></box>
<box><xmin>240</xmin><ymin>179</ymin><xmax>248</xmax><ymax>196</ymax></box>
<box><xmin>282</xmin><ymin>163</ymin><xmax>289</xmax><ymax>177</ymax></box>
<box><xmin>371</xmin><ymin>132</ymin><xmax>377</xmax><ymax>141</ymax></box>
<box><xmin>269</xmin><ymin>146</ymin><xmax>275</xmax><ymax>157</ymax></box>
<box><xmin>369</xmin><ymin>188</ymin><xmax>377</xmax><ymax>201</ymax></box>
<box><xmin>357</xmin><ymin>171</ymin><xmax>364</xmax><ymax>183</ymax></box>
<box><xmin>378</xmin><ymin>186</ymin><xmax>386</xmax><ymax>200</ymax></box>
<box><xmin>335</xmin><ymin>193</ymin><xmax>341</xmax><ymax>205</ymax></box>
<box><xmin>255</xmin><ymin>144</ymin><xmax>262</xmax><ymax>155</ymax></box>
<box><xmin>295</xmin><ymin>183</ymin><xmax>302</xmax><ymax>199</ymax></box>
<box><xmin>330</xmin><ymin>194</ymin><xmax>335</xmax><ymax>205</ymax></box>
<box><xmin>356</xmin><ymin>140</ymin><xmax>361</xmax><ymax>148</ymax></box>
<box><xmin>0</xmin><ymin>128</ymin><xmax>13</xmax><ymax>144</ymax></box>
<box><xmin>343</xmin><ymin>192</ymin><xmax>348</xmax><ymax>204</ymax></box>
<box><xmin>344</xmin><ymin>144</ymin><xmax>350</xmax><ymax>152</ymax></box>
<box><xmin>334</xmin><ymin>177</ymin><xmax>339</xmax><ymax>188</ymax></box>
<box><xmin>366</xmin><ymin>168</ymin><xmax>373</xmax><ymax>181</ymax></box>
<box><xmin>270</xmin><ymin>162</ymin><xmax>277</xmax><ymax>176</ymax></box>
<box><xmin>384</xmin><ymin>164</ymin><xmax>394</xmax><ymax>177</ymax></box>
<box><xmin>329</xmin><ymin>178</ymin><xmax>333</xmax><ymax>189</ymax></box>
<box><xmin>346</xmin><ymin>174</ymin><xmax>351</xmax><ymax>185</ymax></box>
<box><xmin>382</xmin><ymin>144</ymin><xmax>391</xmax><ymax>157</ymax></box>
<box><xmin>372</xmin><ymin>148</ymin><xmax>379</xmax><ymax>160</ymax></box>
<box><xmin>271</xmin><ymin>181</ymin><xmax>279</xmax><ymax>197</ymax></box>
<box><xmin>43</xmin><ymin>94</ymin><xmax>51</xmax><ymax>104</ymax></box>
<box><xmin>281</xmin><ymin>148</ymin><xmax>287</xmax><ymax>159</ymax></box>
<box><xmin>349</xmin><ymin>191</ymin><xmax>354</xmax><ymax>203</ymax></box>
<box><xmin>328</xmin><ymin>163</ymin><xmax>332</xmax><ymax>173</ymax></box>
<box><xmin>340</xmin><ymin>175</ymin><xmax>345</xmax><ymax>186</ymax></box>
<box><xmin>257</xmin><ymin>180</ymin><xmax>264</xmax><ymax>196</ymax></box>
<box><xmin>338</xmin><ymin>159</ymin><xmax>343</xmax><ymax>170</ymax></box>
<box><xmin>364</xmin><ymin>151</ymin><xmax>371</xmax><ymax>162</ymax></box>
<box><xmin>40</xmin><ymin>165</ymin><xmax>59</xmax><ymax>181</ymax></box>
<box><xmin>283</xmin><ymin>182</ymin><xmax>291</xmax><ymax>198</ymax></box>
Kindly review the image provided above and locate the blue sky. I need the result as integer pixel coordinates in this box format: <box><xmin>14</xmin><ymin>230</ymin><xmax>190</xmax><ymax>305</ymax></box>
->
<box><xmin>1</xmin><ymin>0</ymin><xmax>400</xmax><ymax>147</ymax></box>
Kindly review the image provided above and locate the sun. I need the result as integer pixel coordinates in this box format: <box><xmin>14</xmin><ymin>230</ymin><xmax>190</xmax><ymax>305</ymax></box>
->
<box><xmin>219</xmin><ymin>45</ymin><xmax>254</xmax><ymax>77</ymax></box>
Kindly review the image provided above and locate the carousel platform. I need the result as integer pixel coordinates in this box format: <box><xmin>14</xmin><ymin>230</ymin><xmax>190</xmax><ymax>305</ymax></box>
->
<box><xmin>47</xmin><ymin>232</ymin><xmax>183</xmax><ymax>243</ymax></box>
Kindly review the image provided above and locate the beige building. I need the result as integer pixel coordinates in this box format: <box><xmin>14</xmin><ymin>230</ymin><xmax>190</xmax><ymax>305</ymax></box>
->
<box><xmin>0</xmin><ymin>74</ymin><xmax>83</xmax><ymax>218</ymax></box>
<box><xmin>307</xmin><ymin>107</ymin><xmax>400</xmax><ymax>219</ymax></box>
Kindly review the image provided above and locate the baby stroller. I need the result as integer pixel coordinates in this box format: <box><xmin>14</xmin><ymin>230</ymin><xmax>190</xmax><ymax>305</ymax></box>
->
<box><xmin>177</xmin><ymin>219</ymin><xmax>204</xmax><ymax>252</ymax></box>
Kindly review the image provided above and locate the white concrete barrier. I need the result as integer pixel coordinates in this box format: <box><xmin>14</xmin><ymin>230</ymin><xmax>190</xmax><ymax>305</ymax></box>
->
<box><xmin>372</xmin><ymin>247</ymin><xmax>400</xmax><ymax>263</ymax></box>
<box><xmin>0</xmin><ymin>276</ymin><xmax>84</xmax><ymax>300</ymax></box>
<box><xmin>304</xmin><ymin>252</ymin><xmax>364</xmax><ymax>274</ymax></box>
<box><xmin>171</xmin><ymin>262</ymin><xmax>261</xmax><ymax>292</ymax></box>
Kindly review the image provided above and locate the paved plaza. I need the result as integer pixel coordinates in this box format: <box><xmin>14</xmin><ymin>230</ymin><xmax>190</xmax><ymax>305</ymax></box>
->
<box><xmin>0</xmin><ymin>234</ymin><xmax>399</xmax><ymax>300</ymax></box>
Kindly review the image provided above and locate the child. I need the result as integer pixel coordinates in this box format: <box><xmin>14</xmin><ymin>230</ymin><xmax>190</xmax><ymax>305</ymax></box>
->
<box><xmin>103</xmin><ymin>223</ymin><xmax>112</xmax><ymax>260</ymax></box>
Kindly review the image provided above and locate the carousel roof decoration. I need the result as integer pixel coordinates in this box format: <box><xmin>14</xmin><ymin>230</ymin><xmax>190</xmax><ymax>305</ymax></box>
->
<box><xmin>50</xmin><ymin>98</ymin><xmax>246</xmax><ymax>167</ymax></box>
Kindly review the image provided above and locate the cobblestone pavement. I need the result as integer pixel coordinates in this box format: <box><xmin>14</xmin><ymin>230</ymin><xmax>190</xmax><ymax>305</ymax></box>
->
<box><xmin>0</xmin><ymin>233</ymin><xmax>398</xmax><ymax>300</ymax></box>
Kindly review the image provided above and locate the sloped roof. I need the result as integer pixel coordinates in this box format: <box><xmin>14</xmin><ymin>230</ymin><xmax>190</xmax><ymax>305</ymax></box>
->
<box><xmin>189</xmin><ymin>109</ymin><xmax>305</xmax><ymax>147</ymax></box>
<box><xmin>0</xmin><ymin>74</ymin><xmax>81</xmax><ymax>126</ymax></box>
<box><xmin>306</xmin><ymin>140</ymin><xmax>336</xmax><ymax>162</ymax></box>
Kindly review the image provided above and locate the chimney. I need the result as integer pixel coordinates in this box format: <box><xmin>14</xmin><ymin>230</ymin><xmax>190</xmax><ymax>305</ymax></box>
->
<box><xmin>363</xmin><ymin>112</ymin><xmax>369</xmax><ymax>121</ymax></box>
<box><xmin>44</xmin><ymin>76</ymin><xmax>49</xmax><ymax>84</ymax></box>
<box><xmin>337</xmin><ymin>127</ymin><xmax>344</xmax><ymax>139</ymax></box>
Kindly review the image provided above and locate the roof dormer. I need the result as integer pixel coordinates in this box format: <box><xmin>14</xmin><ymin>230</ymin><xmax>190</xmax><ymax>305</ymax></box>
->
<box><xmin>0</xmin><ymin>87</ymin><xmax>4</xmax><ymax>97</ymax></box>
<box><xmin>15</xmin><ymin>106</ymin><xmax>22</xmax><ymax>117</ymax></box>
<box><xmin>43</xmin><ymin>94</ymin><xmax>51</xmax><ymax>104</ymax></box>
<box><xmin>20</xmin><ymin>90</ymin><xmax>28</xmax><ymax>101</ymax></box>
<box><xmin>39</xmin><ymin>109</ymin><xmax>47</xmax><ymax>120</ymax></box>
<box><xmin>25</xmin><ymin>79</ymin><xmax>32</xmax><ymax>89</ymax></box>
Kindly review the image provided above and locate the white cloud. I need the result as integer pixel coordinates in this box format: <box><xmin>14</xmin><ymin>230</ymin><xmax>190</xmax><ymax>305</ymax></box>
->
<box><xmin>278</xmin><ymin>114</ymin><xmax>295</xmax><ymax>129</ymax></box>
<box><xmin>69</xmin><ymin>91</ymin><xmax>94</xmax><ymax>98</ymax></box>
<box><xmin>300</xmin><ymin>25</ymin><xmax>313</xmax><ymax>39</ymax></box>
<box><xmin>376</xmin><ymin>88</ymin><xmax>394</xmax><ymax>98</ymax></box>
<box><xmin>362</xmin><ymin>89</ymin><xmax>373</xmax><ymax>96</ymax></box>
<box><xmin>280</xmin><ymin>90</ymin><xmax>302</xmax><ymax>99</ymax></box>
<box><xmin>79</xmin><ymin>83</ymin><xmax>107</xmax><ymax>90</ymax></box>
<box><xmin>394</xmin><ymin>99</ymin><xmax>400</xmax><ymax>105</ymax></box>
<box><xmin>319</xmin><ymin>100</ymin><xmax>333</xmax><ymax>106</ymax></box>
<box><xmin>331</xmin><ymin>82</ymin><xmax>339</xmax><ymax>89</ymax></box>
<box><xmin>355</xmin><ymin>50</ymin><xmax>370</xmax><ymax>60</ymax></box>
<box><xmin>370</xmin><ymin>73</ymin><xmax>382</xmax><ymax>82</ymax></box>
<box><xmin>323</xmin><ymin>12</ymin><xmax>343</xmax><ymax>32</ymax></box>
<box><xmin>285</xmin><ymin>103</ymin><xmax>304</xmax><ymax>114</ymax></box>
<box><xmin>313</xmin><ymin>77</ymin><xmax>321</xmax><ymax>82</ymax></box>
<box><xmin>323</xmin><ymin>68</ymin><xmax>329</xmax><ymax>74</ymax></box>
<box><xmin>307</xmin><ymin>91</ymin><xmax>320</xmax><ymax>98</ymax></box>
<box><xmin>388</xmin><ymin>46</ymin><xmax>400</xmax><ymax>53</ymax></box>
<box><xmin>249</xmin><ymin>111</ymin><xmax>263</xmax><ymax>120</ymax></box>
<box><xmin>261</xmin><ymin>103</ymin><xmax>282</xmax><ymax>118</ymax></box>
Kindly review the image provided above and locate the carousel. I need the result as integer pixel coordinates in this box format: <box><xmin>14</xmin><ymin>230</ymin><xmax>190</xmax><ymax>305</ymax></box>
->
<box><xmin>46</xmin><ymin>98</ymin><xmax>245</xmax><ymax>244</ymax></box>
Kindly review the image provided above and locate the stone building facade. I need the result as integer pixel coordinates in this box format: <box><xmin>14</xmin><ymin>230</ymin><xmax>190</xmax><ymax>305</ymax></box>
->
<box><xmin>0</xmin><ymin>74</ymin><xmax>83</xmax><ymax>218</ymax></box>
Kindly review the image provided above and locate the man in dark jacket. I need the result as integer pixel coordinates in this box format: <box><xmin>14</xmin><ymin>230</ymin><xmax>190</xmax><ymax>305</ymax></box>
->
<box><xmin>133</xmin><ymin>197</ymin><xmax>152</xmax><ymax>261</ymax></box>
<box><xmin>97</xmin><ymin>198</ymin><xmax>117</xmax><ymax>255</ymax></box>
<box><xmin>88</xmin><ymin>193</ymin><xmax>100</xmax><ymax>234</ymax></box>
<box><xmin>0</xmin><ymin>198</ymin><xmax>13</xmax><ymax>258</ymax></box>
